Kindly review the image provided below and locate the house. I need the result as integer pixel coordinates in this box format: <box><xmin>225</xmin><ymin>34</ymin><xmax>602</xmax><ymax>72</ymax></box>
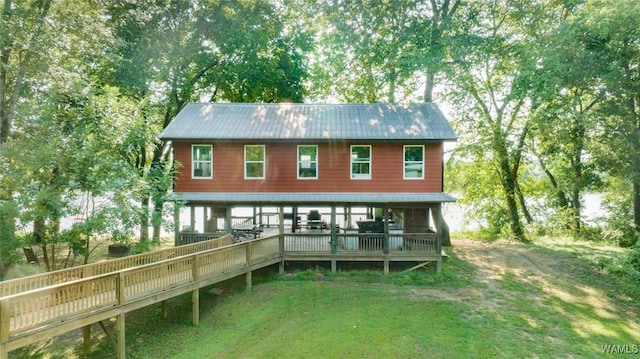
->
<box><xmin>160</xmin><ymin>103</ymin><xmax>457</xmax><ymax>272</ymax></box>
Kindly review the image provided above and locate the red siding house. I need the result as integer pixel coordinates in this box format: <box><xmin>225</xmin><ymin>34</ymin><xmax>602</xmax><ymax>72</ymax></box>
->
<box><xmin>161</xmin><ymin>103</ymin><xmax>456</xmax><ymax>272</ymax></box>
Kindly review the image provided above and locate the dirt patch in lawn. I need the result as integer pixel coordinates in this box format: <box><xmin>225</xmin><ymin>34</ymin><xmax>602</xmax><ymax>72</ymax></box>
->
<box><xmin>409</xmin><ymin>238</ymin><xmax>638</xmax><ymax>316</ymax></box>
<box><xmin>451</xmin><ymin>238</ymin><xmax>639</xmax><ymax>320</ymax></box>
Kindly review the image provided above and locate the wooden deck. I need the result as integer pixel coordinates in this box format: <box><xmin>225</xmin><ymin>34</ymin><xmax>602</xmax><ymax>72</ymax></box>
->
<box><xmin>0</xmin><ymin>232</ymin><xmax>440</xmax><ymax>358</ymax></box>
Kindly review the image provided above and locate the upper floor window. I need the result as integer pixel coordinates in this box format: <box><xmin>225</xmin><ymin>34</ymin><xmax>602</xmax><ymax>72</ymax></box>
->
<box><xmin>245</xmin><ymin>145</ymin><xmax>265</xmax><ymax>179</ymax></box>
<box><xmin>404</xmin><ymin>145</ymin><xmax>424</xmax><ymax>179</ymax></box>
<box><xmin>351</xmin><ymin>145</ymin><xmax>371</xmax><ymax>179</ymax></box>
<box><xmin>298</xmin><ymin>145</ymin><xmax>318</xmax><ymax>179</ymax></box>
<box><xmin>192</xmin><ymin>145</ymin><xmax>212</xmax><ymax>179</ymax></box>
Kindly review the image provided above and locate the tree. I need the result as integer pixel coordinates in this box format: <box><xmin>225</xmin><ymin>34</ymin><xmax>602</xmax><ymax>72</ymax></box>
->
<box><xmin>0</xmin><ymin>0</ymin><xmax>53</xmax><ymax>277</ymax></box>
<box><xmin>308</xmin><ymin>0</ymin><xmax>462</xmax><ymax>103</ymax></box>
<box><xmin>444</xmin><ymin>0</ymin><xmax>568</xmax><ymax>240</ymax></box>
<box><xmin>411</xmin><ymin>0</ymin><xmax>461</xmax><ymax>102</ymax></box>
<box><xmin>6</xmin><ymin>83</ymin><xmax>144</xmax><ymax>270</ymax></box>
<box><xmin>102</xmin><ymin>0</ymin><xmax>309</xmax><ymax>243</ymax></box>
<box><xmin>0</xmin><ymin>0</ymin><xmax>114</xmax><ymax>274</ymax></box>
<box><xmin>538</xmin><ymin>0</ymin><xmax>640</xmax><ymax>245</ymax></box>
<box><xmin>579</xmin><ymin>0</ymin><xmax>640</xmax><ymax>244</ymax></box>
<box><xmin>527</xmin><ymin>4</ymin><xmax>605</xmax><ymax>234</ymax></box>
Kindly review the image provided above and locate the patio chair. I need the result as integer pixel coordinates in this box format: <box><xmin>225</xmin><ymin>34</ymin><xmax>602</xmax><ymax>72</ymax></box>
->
<box><xmin>23</xmin><ymin>247</ymin><xmax>39</xmax><ymax>265</ymax></box>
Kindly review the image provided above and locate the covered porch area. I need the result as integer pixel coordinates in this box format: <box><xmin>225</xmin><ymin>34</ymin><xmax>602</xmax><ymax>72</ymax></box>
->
<box><xmin>169</xmin><ymin>192</ymin><xmax>455</xmax><ymax>273</ymax></box>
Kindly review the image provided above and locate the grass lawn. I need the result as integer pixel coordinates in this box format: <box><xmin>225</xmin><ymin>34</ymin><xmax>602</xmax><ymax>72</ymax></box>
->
<box><xmin>13</xmin><ymin>238</ymin><xmax>640</xmax><ymax>359</ymax></box>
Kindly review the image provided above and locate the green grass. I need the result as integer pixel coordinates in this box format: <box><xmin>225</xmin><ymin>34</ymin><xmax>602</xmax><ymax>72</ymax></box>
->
<box><xmin>13</xmin><ymin>240</ymin><xmax>640</xmax><ymax>359</ymax></box>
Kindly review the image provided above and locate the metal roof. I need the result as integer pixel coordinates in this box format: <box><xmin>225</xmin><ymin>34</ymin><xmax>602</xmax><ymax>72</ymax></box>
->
<box><xmin>167</xmin><ymin>192</ymin><xmax>457</xmax><ymax>205</ymax></box>
<box><xmin>161</xmin><ymin>103</ymin><xmax>457</xmax><ymax>141</ymax></box>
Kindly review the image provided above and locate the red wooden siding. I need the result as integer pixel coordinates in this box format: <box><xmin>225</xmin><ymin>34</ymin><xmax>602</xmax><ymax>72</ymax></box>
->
<box><xmin>173</xmin><ymin>142</ymin><xmax>443</xmax><ymax>193</ymax></box>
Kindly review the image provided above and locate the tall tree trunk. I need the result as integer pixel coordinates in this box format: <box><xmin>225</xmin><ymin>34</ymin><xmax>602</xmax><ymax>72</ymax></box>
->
<box><xmin>494</xmin><ymin>130</ymin><xmax>526</xmax><ymax>241</ymax></box>
<box><xmin>633</xmin><ymin>107</ymin><xmax>640</xmax><ymax>244</ymax></box>
<box><xmin>149</xmin><ymin>147</ymin><xmax>167</xmax><ymax>243</ymax></box>
<box><xmin>140</xmin><ymin>197</ymin><xmax>150</xmax><ymax>243</ymax></box>
<box><xmin>424</xmin><ymin>71</ymin><xmax>434</xmax><ymax>103</ymax></box>
<box><xmin>515</xmin><ymin>181</ymin><xmax>533</xmax><ymax>224</ymax></box>
<box><xmin>633</xmin><ymin>149</ymin><xmax>640</xmax><ymax>244</ymax></box>
<box><xmin>571</xmin><ymin>190</ymin><xmax>581</xmax><ymax>233</ymax></box>
<box><xmin>634</xmin><ymin>182</ymin><xmax>640</xmax><ymax>243</ymax></box>
<box><xmin>499</xmin><ymin>156</ymin><xmax>526</xmax><ymax>241</ymax></box>
<box><xmin>538</xmin><ymin>154</ymin><xmax>570</xmax><ymax>209</ymax></box>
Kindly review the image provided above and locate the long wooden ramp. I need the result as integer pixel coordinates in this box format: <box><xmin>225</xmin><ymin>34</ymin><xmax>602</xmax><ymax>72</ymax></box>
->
<box><xmin>0</xmin><ymin>235</ymin><xmax>284</xmax><ymax>359</ymax></box>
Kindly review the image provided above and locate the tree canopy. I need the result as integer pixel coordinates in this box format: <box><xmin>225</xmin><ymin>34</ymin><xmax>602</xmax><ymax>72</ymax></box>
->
<box><xmin>1</xmin><ymin>0</ymin><xmax>639</xmax><ymax>275</ymax></box>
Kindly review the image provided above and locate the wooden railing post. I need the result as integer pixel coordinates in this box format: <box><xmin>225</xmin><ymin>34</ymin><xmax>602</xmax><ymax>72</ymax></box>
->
<box><xmin>0</xmin><ymin>300</ymin><xmax>9</xmax><ymax>343</ymax></box>
<box><xmin>116</xmin><ymin>272</ymin><xmax>125</xmax><ymax>305</ymax></box>
<box><xmin>192</xmin><ymin>254</ymin><xmax>200</xmax><ymax>282</ymax></box>
<box><xmin>279</xmin><ymin>234</ymin><xmax>285</xmax><ymax>274</ymax></box>
<box><xmin>245</xmin><ymin>242</ymin><xmax>253</xmax><ymax>292</ymax></box>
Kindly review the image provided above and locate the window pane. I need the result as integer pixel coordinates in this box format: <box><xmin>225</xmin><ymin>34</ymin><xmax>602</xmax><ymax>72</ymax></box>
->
<box><xmin>246</xmin><ymin>163</ymin><xmax>264</xmax><ymax>178</ymax></box>
<box><xmin>404</xmin><ymin>146</ymin><xmax>423</xmax><ymax>161</ymax></box>
<box><xmin>298</xmin><ymin>146</ymin><xmax>317</xmax><ymax>159</ymax></box>
<box><xmin>194</xmin><ymin>162</ymin><xmax>212</xmax><ymax>177</ymax></box>
<box><xmin>246</xmin><ymin>146</ymin><xmax>264</xmax><ymax>161</ymax></box>
<box><xmin>404</xmin><ymin>166</ymin><xmax>421</xmax><ymax>178</ymax></box>
<box><xmin>352</xmin><ymin>163</ymin><xmax>369</xmax><ymax>174</ymax></box>
<box><xmin>299</xmin><ymin>163</ymin><xmax>316</xmax><ymax>177</ymax></box>
<box><xmin>352</xmin><ymin>146</ymin><xmax>370</xmax><ymax>160</ymax></box>
<box><xmin>193</xmin><ymin>146</ymin><xmax>211</xmax><ymax>160</ymax></box>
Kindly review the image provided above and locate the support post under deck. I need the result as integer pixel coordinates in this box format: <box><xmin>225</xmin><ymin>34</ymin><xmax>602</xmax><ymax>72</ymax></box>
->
<box><xmin>161</xmin><ymin>300</ymin><xmax>168</xmax><ymax>319</ymax></box>
<box><xmin>192</xmin><ymin>289</ymin><xmax>200</xmax><ymax>325</ymax></box>
<box><xmin>116</xmin><ymin>314</ymin><xmax>125</xmax><ymax>359</ymax></box>
<box><xmin>331</xmin><ymin>206</ymin><xmax>337</xmax><ymax>273</ymax></box>
<box><xmin>433</xmin><ymin>204</ymin><xmax>444</xmax><ymax>274</ymax></box>
<box><xmin>83</xmin><ymin>325</ymin><xmax>91</xmax><ymax>355</ymax></box>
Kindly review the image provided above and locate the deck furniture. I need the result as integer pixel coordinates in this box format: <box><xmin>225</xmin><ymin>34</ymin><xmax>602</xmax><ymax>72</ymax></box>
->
<box><xmin>23</xmin><ymin>247</ymin><xmax>39</xmax><ymax>265</ymax></box>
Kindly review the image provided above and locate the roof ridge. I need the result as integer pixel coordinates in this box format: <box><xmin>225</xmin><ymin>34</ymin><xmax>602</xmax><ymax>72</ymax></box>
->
<box><xmin>161</xmin><ymin>102</ymin><xmax>456</xmax><ymax>141</ymax></box>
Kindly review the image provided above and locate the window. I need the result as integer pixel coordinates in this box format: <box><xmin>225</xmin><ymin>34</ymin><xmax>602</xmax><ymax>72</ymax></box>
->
<box><xmin>350</xmin><ymin>145</ymin><xmax>371</xmax><ymax>179</ymax></box>
<box><xmin>245</xmin><ymin>145</ymin><xmax>265</xmax><ymax>179</ymax></box>
<box><xmin>404</xmin><ymin>145</ymin><xmax>424</xmax><ymax>179</ymax></box>
<box><xmin>298</xmin><ymin>145</ymin><xmax>318</xmax><ymax>179</ymax></box>
<box><xmin>192</xmin><ymin>145</ymin><xmax>212</xmax><ymax>179</ymax></box>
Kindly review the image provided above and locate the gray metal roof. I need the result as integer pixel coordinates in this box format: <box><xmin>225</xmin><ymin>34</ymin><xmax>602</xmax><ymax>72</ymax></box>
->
<box><xmin>161</xmin><ymin>103</ymin><xmax>457</xmax><ymax>141</ymax></box>
<box><xmin>167</xmin><ymin>192</ymin><xmax>457</xmax><ymax>205</ymax></box>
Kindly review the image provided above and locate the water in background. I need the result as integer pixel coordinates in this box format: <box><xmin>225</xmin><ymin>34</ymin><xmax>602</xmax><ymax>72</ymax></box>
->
<box><xmin>54</xmin><ymin>193</ymin><xmax>606</xmax><ymax>236</ymax></box>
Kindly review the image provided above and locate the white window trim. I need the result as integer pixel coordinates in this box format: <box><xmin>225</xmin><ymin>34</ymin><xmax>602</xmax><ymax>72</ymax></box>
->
<box><xmin>191</xmin><ymin>144</ymin><xmax>212</xmax><ymax>179</ymax></box>
<box><xmin>350</xmin><ymin>145</ymin><xmax>372</xmax><ymax>180</ymax></box>
<box><xmin>403</xmin><ymin>145</ymin><xmax>424</xmax><ymax>180</ymax></box>
<box><xmin>297</xmin><ymin>145</ymin><xmax>318</xmax><ymax>180</ymax></box>
<box><xmin>244</xmin><ymin>145</ymin><xmax>265</xmax><ymax>179</ymax></box>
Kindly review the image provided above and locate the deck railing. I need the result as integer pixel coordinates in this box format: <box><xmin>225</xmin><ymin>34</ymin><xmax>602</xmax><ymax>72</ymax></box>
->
<box><xmin>284</xmin><ymin>232</ymin><xmax>438</xmax><ymax>254</ymax></box>
<box><xmin>0</xmin><ymin>231</ymin><xmax>440</xmax><ymax>355</ymax></box>
<box><xmin>1</xmin><ymin>232</ymin><xmax>436</xmax><ymax>299</ymax></box>
<box><xmin>284</xmin><ymin>233</ymin><xmax>332</xmax><ymax>252</ymax></box>
<box><xmin>0</xmin><ymin>235</ymin><xmax>280</xmax><ymax>340</ymax></box>
<box><xmin>0</xmin><ymin>235</ymin><xmax>232</xmax><ymax>298</ymax></box>
<box><xmin>177</xmin><ymin>231</ymin><xmax>227</xmax><ymax>246</ymax></box>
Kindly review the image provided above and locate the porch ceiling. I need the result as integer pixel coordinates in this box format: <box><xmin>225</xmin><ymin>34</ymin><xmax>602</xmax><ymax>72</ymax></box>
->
<box><xmin>167</xmin><ymin>192</ymin><xmax>456</xmax><ymax>206</ymax></box>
